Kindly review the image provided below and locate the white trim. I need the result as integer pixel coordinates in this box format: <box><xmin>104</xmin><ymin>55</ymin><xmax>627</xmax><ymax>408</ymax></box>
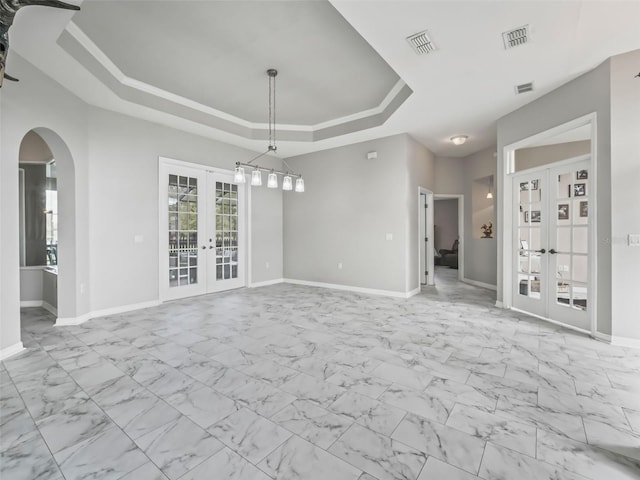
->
<box><xmin>593</xmin><ymin>332</ymin><xmax>611</xmax><ymax>344</ymax></box>
<box><xmin>249</xmin><ymin>278</ymin><xmax>284</xmax><ymax>288</ymax></box>
<box><xmin>42</xmin><ymin>302</ymin><xmax>57</xmax><ymax>316</ymax></box>
<box><xmin>461</xmin><ymin>278</ymin><xmax>497</xmax><ymax>291</ymax></box>
<box><xmin>611</xmin><ymin>336</ymin><xmax>640</xmax><ymax>349</ymax></box>
<box><xmin>19</xmin><ymin>265</ymin><xmax>47</xmax><ymax>271</ymax></box>
<box><xmin>65</xmin><ymin>22</ymin><xmax>408</xmax><ymax>135</ymax></box>
<box><xmin>283</xmin><ymin>278</ymin><xmax>416</xmax><ymax>299</ymax></box>
<box><xmin>418</xmin><ymin>188</ymin><xmax>434</xmax><ymax>287</ymax></box>
<box><xmin>511</xmin><ymin>307</ymin><xmax>591</xmax><ymax>335</ymax></box>
<box><xmin>501</xmin><ymin>113</ymin><xmax>598</xmax><ymax>335</ymax></box>
<box><xmin>56</xmin><ymin>300</ymin><xmax>161</xmax><ymax>326</ymax></box>
<box><xmin>406</xmin><ymin>287</ymin><xmax>421</xmax><ymax>298</ymax></box>
<box><xmin>20</xmin><ymin>300</ymin><xmax>43</xmax><ymax>307</ymax></box>
<box><xmin>495</xmin><ymin>300</ymin><xmax>504</xmax><ymax>308</ymax></box>
<box><xmin>0</xmin><ymin>342</ymin><xmax>25</xmax><ymax>360</ymax></box>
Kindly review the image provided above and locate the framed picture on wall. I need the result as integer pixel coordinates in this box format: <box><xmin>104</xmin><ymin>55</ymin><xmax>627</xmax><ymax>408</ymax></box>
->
<box><xmin>574</xmin><ymin>183</ymin><xmax>586</xmax><ymax>197</ymax></box>
<box><xmin>531</xmin><ymin>210</ymin><xmax>541</xmax><ymax>223</ymax></box>
<box><xmin>558</xmin><ymin>204</ymin><xmax>569</xmax><ymax>220</ymax></box>
<box><xmin>577</xmin><ymin>170</ymin><xmax>588</xmax><ymax>180</ymax></box>
<box><xmin>580</xmin><ymin>201</ymin><xmax>588</xmax><ymax>217</ymax></box>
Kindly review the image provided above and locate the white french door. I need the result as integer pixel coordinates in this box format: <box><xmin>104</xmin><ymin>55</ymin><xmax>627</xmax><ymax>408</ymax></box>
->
<box><xmin>512</xmin><ymin>157</ymin><xmax>591</xmax><ymax>331</ymax></box>
<box><xmin>159</xmin><ymin>161</ymin><xmax>246</xmax><ymax>301</ymax></box>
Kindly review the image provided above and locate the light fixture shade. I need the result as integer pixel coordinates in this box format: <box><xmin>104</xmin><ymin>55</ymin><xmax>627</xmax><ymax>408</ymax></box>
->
<box><xmin>267</xmin><ymin>172</ymin><xmax>278</xmax><ymax>189</ymax></box>
<box><xmin>295</xmin><ymin>178</ymin><xmax>305</xmax><ymax>193</ymax></box>
<box><xmin>282</xmin><ymin>175</ymin><xmax>293</xmax><ymax>191</ymax></box>
<box><xmin>486</xmin><ymin>192</ymin><xmax>493</xmax><ymax>199</ymax></box>
<box><xmin>450</xmin><ymin>135</ymin><xmax>468</xmax><ymax>146</ymax></box>
<box><xmin>251</xmin><ymin>169</ymin><xmax>262</xmax><ymax>186</ymax></box>
<box><xmin>234</xmin><ymin>166</ymin><xmax>245</xmax><ymax>183</ymax></box>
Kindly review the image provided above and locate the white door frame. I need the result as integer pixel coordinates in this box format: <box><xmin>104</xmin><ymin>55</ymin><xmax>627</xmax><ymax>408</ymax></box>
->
<box><xmin>418</xmin><ymin>188</ymin><xmax>434</xmax><ymax>286</ymax></box>
<box><xmin>501</xmin><ymin>113</ymin><xmax>597</xmax><ymax>336</ymax></box>
<box><xmin>433</xmin><ymin>194</ymin><xmax>465</xmax><ymax>281</ymax></box>
<box><xmin>158</xmin><ymin>156</ymin><xmax>250</xmax><ymax>302</ymax></box>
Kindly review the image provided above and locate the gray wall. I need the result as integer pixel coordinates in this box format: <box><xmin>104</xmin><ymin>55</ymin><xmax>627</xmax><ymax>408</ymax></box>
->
<box><xmin>515</xmin><ymin>140</ymin><xmax>590</xmax><ymax>171</ymax></box>
<box><xmin>284</xmin><ymin>134</ymin><xmax>424</xmax><ymax>293</ymax></box>
<box><xmin>610</xmin><ymin>49</ymin><xmax>640</xmax><ymax>341</ymax></box>
<box><xmin>434</xmin><ymin>199</ymin><xmax>458</xmax><ymax>252</ymax></box>
<box><xmin>497</xmin><ymin>57</ymin><xmax>612</xmax><ymax>335</ymax></box>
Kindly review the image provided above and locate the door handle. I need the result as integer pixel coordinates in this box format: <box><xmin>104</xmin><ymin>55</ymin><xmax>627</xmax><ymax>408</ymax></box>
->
<box><xmin>549</xmin><ymin>248</ymin><xmax>557</xmax><ymax>254</ymax></box>
<box><xmin>209</xmin><ymin>246</ymin><xmax>214</xmax><ymax>249</ymax></box>
<box><xmin>535</xmin><ymin>249</ymin><xmax>546</xmax><ymax>254</ymax></box>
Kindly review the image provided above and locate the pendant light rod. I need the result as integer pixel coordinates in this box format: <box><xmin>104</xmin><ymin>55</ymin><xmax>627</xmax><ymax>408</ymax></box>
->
<box><xmin>235</xmin><ymin>161</ymin><xmax>301</xmax><ymax>178</ymax></box>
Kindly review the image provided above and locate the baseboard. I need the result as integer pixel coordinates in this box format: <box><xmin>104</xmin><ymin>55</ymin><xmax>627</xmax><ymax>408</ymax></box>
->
<box><xmin>511</xmin><ymin>307</ymin><xmax>591</xmax><ymax>335</ymax></box>
<box><xmin>495</xmin><ymin>300</ymin><xmax>504</xmax><ymax>308</ymax></box>
<box><xmin>406</xmin><ymin>287</ymin><xmax>421</xmax><ymax>298</ymax></box>
<box><xmin>56</xmin><ymin>300</ymin><xmax>161</xmax><ymax>327</ymax></box>
<box><xmin>20</xmin><ymin>300</ymin><xmax>43</xmax><ymax>308</ymax></box>
<box><xmin>42</xmin><ymin>302</ymin><xmax>57</xmax><ymax>316</ymax></box>
<box><xmin>0</xmin><ymin>342</ymin><xmax>25</xmax><ymax>361</ymax></box>
<box><xmin>249</xmin><ymin>278</ymin><xmax>284</xmax><ymax>288</ymax></box>
<box><xmin>593</xmin><ymin>332</ymin><xmax>612</xmax><ymax>344</ymax></box>
<box><xmin>611</xmin><ymin>335</ymin><xmax>640</xmax><ymax>349</ymax></box>
<box><xmin>283</xmin><ymin>278</ymin><xmax>414</xmax><ymax>299</ymax></box>
<box><xmin>461</xmin><ymin>277</ymin><xmax>497</xmax><ymax>291</ymax></box>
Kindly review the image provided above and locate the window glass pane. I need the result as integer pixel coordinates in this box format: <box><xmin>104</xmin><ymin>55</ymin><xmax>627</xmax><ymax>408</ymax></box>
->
<box><xmin>530</xmin><ymin>228</ymin><xmax>541</xmax><ymax>251</ymax></box>
<box><xmin>557</xmin><ymin>173</ymin><xmax>571</xmax><ymax>200</ymax></box>
<box><xmin>574</xmin><ymin>200</ymin><xmax>588</xmax><ymax>225</ymax></box>
<box><xmin>557</xmin><ymin>202</ymin><xmax>570</xmax><ymax>225</ymax></box>
<box><xmin>572</xmin><ymin>283</ymin><xmax>587</xmax><ymax>311</ymax></box>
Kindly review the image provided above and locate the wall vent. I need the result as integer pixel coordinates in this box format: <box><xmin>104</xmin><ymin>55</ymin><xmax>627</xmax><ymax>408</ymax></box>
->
<box><xmin>515</xmin><ymin>82</ymin><xmax>534</xmax><ymax>94</ymax></box>
<box><xmin>406</xmin><ymin>30</ymin><xmax>436</xmax><ymax>55</ymax></box>
<box><xmin>502</xmin><ymin>25</ymin><xmax>530</xmax><ymax>49</ymax></box>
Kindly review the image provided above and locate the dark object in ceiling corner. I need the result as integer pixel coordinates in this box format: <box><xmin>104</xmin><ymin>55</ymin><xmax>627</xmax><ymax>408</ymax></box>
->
<box><xmin>0</xmin><ymin>0</ymin><xmax>80</xmax><ymax>87</ymax></box>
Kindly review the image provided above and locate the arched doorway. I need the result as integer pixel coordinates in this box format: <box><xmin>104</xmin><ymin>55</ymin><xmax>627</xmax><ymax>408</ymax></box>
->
<box><xmin>18</xmin><ymin>128</ymin><xmax>77</xmax><ymax>327</ymax></box>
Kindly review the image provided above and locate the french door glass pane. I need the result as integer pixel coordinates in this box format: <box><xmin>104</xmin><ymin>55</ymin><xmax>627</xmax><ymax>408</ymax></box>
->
<box><xmin>215</xmin><ymin>182</ymin><xmax>239</xmax><ymax>280</ymax></box>
<box><xmin>168</xmin><ymin>174</ymin><xmax>198</xmax><ymax>287</ymax></box>
<box><xmin>517</xmin><ymin>178</ymin><xmax>543</xmax><ymax>299</ymax></box>
<box><xmin>554</xmin><ymin>167</ymin><xmax>589</xmax><ymax>310</ymax></box>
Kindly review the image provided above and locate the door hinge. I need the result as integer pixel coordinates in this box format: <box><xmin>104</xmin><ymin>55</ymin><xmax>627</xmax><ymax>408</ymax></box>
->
<box><xmin>424</xmin><ymin>237</ymin><xmax>428</xmax><ymax>242</ymax></box>
<box><xmin>424</xmin><ymin>204</ymin><xmax>428</xmax><ymax>209</ymax></box>
<box><xmin>425</xmin><ymin>270</ymin><xmax>429</xmax><ymax>275</ymax></box>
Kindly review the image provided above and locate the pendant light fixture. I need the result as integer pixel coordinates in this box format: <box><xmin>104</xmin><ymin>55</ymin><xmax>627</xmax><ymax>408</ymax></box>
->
<box><xmin>235</xmin><ymin>69</ymin><xmax>304</xmax><ymax>192</ymax></box>
<box><xmin>486</xmin><ymin>175</ymin><xmax>494</xmax><ymax>199</ymax></box>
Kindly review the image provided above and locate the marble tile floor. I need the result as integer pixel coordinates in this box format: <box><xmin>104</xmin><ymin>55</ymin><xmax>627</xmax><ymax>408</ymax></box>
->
<box><xmin>2</xmin><ymin>268</ymin><xmax>640</xmax><ymax>480</ymax></box>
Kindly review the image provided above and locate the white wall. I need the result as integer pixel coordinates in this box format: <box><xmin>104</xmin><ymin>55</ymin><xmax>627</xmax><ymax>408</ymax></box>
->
<box><xmin>283</xmin><ymin>134</ymin><xmax>415</xmax><ymax>293</ymax></box>
<box><xmin>19</xmin><ymin>268</ymin><xmax>43</xmax><ymax>303</ymax></box>
<box><xmin>610</xmin><ymin>49</ymin><xmax>640</xmax><ymax>342</ymax></box>
<box><xmin>1</xmin><ymin>54</ymin><xmax>89</xmax><ymax>352</ymax></box>
<box><xmin>1</xmin><ymin>54</ymin><xmax>284</xmax><ymax>354</ymax></box>
<box><xmin>86</xmin><ymin>108</ymin><xmax>283</xmax><ymax>311</ymax></box>
<box><xmin>434</xmin><ymin>199</ymin><xmax>458</xmax><ymax>252</ymax></box>
<box><xmin>405</xmin><ymin>136</ymin><xmax>435</xmax><ymax>291</ymax></box>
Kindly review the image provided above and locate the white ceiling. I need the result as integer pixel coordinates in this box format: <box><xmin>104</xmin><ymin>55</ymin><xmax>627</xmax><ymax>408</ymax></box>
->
<box><xmin>7</xmin><ymin>0</ymin><xmax>640</xmax><ymax>159</ymax></box>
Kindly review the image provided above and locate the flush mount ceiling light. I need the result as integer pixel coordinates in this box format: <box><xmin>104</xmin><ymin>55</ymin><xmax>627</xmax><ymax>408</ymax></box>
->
<box><xmin>450</xmin><ymin>135</ymin><xmax>468</xmax><ymax>146</ymax></box>
<box><xmin>235</xmin><ymin>69</ymin><xmax>304</xmax><ymax>193</ymax></box>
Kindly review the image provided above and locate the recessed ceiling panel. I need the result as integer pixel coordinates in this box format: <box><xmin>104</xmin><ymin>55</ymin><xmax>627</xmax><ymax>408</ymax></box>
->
<box><xmin>72</xmin><ymin>0</ymin><xmax>401</xmax><ymax>126</ymax></box>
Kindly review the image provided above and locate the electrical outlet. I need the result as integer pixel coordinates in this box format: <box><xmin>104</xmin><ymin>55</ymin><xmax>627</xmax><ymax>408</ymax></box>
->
<box><xmin>337</xmin><ymin>262</ymin><xmax>343</xmax><ymax>270</ymax></box>
<box><xmin>265</xmin><ymin>261</ymin><xmax>270</xmax><ymax>269</ymax></box>
<box><xmin>629</xmin><ymin>234</ymin><xmax>640</xmax><ymax>247</ymax></box>
<box><xmin>386</xmin><ymin>233</ymin><xmax>393</xmax><ymax>241</ymax></box>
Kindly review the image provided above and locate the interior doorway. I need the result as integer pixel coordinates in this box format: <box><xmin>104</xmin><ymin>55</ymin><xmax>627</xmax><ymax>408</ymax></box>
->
<box><xmin>433</xmin><ymin>194</ymin><xmax>464</xmax><ymax>283</ymax></box>
<box><xmin>17</xmin><ymin>128</ymin><xmax>78</xmax><ymax>325</ymax></box>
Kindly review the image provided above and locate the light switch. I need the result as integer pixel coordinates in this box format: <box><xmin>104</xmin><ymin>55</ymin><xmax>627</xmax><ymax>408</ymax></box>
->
<box><xmin>386</xmin><ymin>233</ymin><xmax>393</xmax><ymax>241</ymax></box>
<box><xmin>629</xmin><ymin>234</ymin><xmax>640</xmax><ymax>246</ymax></box>
<box><xmin>134</xmin><ymin>234</ymin><xmax>144</xmax><ymax>243</ymax></box>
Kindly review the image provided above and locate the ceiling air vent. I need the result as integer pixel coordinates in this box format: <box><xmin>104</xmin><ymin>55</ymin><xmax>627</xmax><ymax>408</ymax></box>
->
<box><xmin>502</xmin><ymin>25</ymin><xmax>530</xmax><ymax>49</ymax></box>
<box><xmin>406</xmin><ymin>30</ymin><xmax>436</xmax><ymax>55</ymax></box>
<box><xmin>515</xmin><ymin>82</ymin><xmax>534</xmax><ymax>94</ymax></box>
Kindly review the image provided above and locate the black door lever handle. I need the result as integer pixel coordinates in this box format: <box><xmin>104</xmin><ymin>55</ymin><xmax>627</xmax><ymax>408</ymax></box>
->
<box><xmin>535</xmin><ymin>249</ymin><xmax>546</xmax><ymax>254</ymax></box>
<box><xmin>549</xmin><ymin>249</ymin><xmax>557</xmax><ymax>254</ymax></box>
